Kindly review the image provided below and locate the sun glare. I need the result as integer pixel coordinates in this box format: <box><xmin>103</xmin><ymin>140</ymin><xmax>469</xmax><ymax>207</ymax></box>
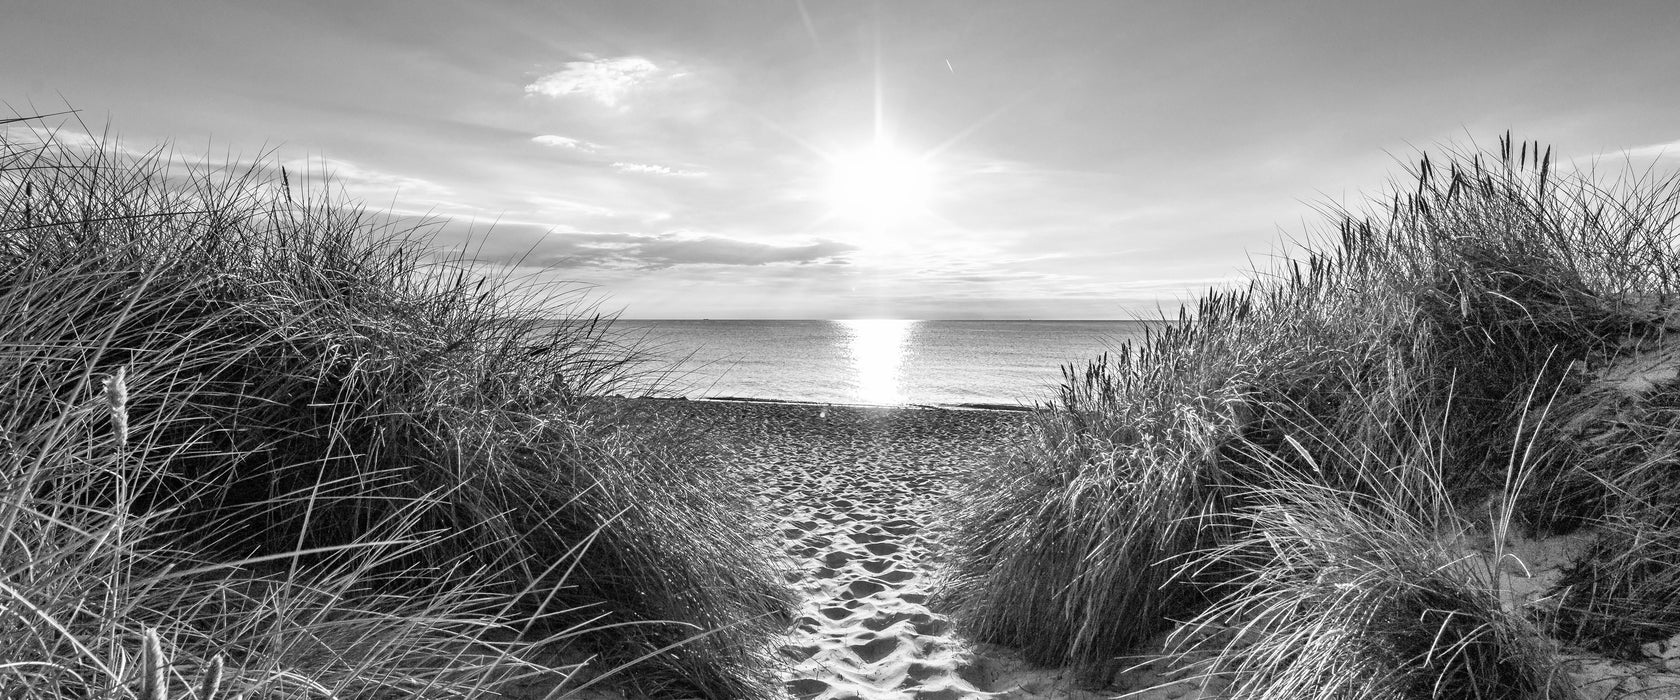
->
<box><xmin>825</xmin><ymin>143</ymin><xmax>933</xmax><ymax>224</ymax></box>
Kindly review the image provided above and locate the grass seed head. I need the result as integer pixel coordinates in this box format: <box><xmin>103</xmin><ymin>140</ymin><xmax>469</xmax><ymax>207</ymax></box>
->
<box><xmin>140</xmin><ymin>627</ymin><xmax>166</xmax><ymax>700</ymax></box>
<box><xmin>102</xmin><ymin>365</ymin><xmax>129</xmax><ymax>447</ymax></box>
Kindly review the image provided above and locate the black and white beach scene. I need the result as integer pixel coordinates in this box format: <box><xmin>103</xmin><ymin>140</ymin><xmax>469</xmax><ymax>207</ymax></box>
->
<box><xmin>5</xmin><ymin>2</ymin><xmax>1680</xmax><ymax>698</ymax></box>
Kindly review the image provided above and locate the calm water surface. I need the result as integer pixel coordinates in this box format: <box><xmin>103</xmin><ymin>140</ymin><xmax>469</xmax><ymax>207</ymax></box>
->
<box><xmin>613</xmin><ymin>320</ymin><xmax>1154</xmax><ymax>407</ymax></box>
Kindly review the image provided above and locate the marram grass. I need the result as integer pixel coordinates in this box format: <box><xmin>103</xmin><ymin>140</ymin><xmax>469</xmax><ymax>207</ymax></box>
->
<box><xmin>937</xmin><ymin>133</ymin><xmax>1680</xmax><ymax>694</ymax></box>
<box><xmin>1170</xmin><ymin>433</ymin><xmax>1575</xmax><ymax>700</ymax></box>
<box><xmin>0</xmin><ymin>113</ymin><xmax>794</xmax><ymax>698</ymax></box>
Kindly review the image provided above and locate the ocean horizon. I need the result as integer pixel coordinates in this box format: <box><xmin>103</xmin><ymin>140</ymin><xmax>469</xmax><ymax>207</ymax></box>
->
<box><xmin>610</xmin><ymin>319</ymin><xmax>1157</xmax><ymax>407</ymax></box>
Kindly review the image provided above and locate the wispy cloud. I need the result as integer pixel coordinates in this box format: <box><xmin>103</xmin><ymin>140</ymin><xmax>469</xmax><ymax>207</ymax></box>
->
<box><xmin>1</xmin><ymin>125</ymin><xmax>105</xmax><ymax>152</ymax></box>
<box><xmin>280</xmin><ymin>156</ymin><xmax>453</xmax><ymax>201</ymax></box>
<box><xmin>1623</xmin><ymin>139</ymin><xmax>1680</xmax><ymax>160</ymax></box>
<box><xmin>611</xmin><ymin>161</ymin><xmax>704</xmax><ymax>177</ymax></box>
<box><xmin>531</xmin><ymin>134</ymin><xmax>600</xmax><ymax>151</ymax></box>
<box><xmin>524</xmin><ymin>56</ymin><xmax>665</xmax><ymax>107</ymax></box>
<box><xmin>1121</xmin><ymin>276</ymin><xmax>1249</xmax><ymax>292</ymax></box>
<box><xmin>540</xmin><ymin>231</ymin><xmax>853</xmax><ymax>269</ymax></box>
<box><xmin>527</xmin><ymin>196</ymin><xmax>624</xmax><ymax>219</ymax></box>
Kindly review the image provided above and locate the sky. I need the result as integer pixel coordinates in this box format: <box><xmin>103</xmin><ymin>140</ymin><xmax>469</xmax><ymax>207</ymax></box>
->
<box><xmin>4</xmin><ymin>1</ymin><xmax>1679</xmax><ymax>319</ymax></box>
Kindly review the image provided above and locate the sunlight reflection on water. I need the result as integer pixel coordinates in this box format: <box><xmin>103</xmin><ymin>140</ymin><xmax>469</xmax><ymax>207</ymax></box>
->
<box><xmin>839</xmin><ymin>319</ymin><xmax>917</xmax><ymax>405</ymax></box>
<box><xmin>610</xmin><ymin>319</ymin><xmax>1156</xmax><ymax>405</ymax></box>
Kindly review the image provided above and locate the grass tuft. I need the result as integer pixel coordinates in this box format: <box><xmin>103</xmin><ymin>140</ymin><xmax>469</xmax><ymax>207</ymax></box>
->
<box><xmin>1545</xmin><ymin>511</ymin><xmax>1680</xmax><ymax>660</ymax></box>
<box><xmin>1173</xmin><ymin>436</ymin><xmax>1574</xmax><ymax>700</ymax></box>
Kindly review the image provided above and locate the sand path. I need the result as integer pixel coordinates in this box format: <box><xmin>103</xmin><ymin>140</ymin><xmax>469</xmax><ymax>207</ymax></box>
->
<box><xmin>678</xmin><ymin>400</ymin><xmax>1221</xmax><ymax>700</ymax></box>
<box><xmin>726</xmin><ymin>402</ymin><xmax>1016</xmax><ymax>700</ymax></box>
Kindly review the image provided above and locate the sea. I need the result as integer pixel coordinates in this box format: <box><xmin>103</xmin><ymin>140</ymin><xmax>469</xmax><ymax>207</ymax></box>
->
<box><xmin>610</xmin><ymin>320</ymin><xmax>1156</xmax><ymax>408</ymax></box>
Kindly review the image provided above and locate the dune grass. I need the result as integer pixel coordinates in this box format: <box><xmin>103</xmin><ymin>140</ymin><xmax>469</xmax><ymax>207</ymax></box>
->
<box><xmin>1541</xmin><ymin>402</ymin><xmax>1680</xmax><ymax>659</ymax></box>
<box><xmin>0</xmin><ymin>113</ymin><xmax>794</xmax><ymax>698</ymax></box>
<box><xmin>1171</xmin><ymin>417</ymin><xmax>1573</xmax><ymax>699</ymax></box>
<box><xmin>937</xmin><ymin>133</ymin><xmax>1680</xmax><ymax>691</ymax></box>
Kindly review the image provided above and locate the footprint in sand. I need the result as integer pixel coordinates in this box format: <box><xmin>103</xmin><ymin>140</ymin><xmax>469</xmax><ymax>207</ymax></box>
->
<box><xmin>864</xmin><ymin>541</ymin><xmax>901</xmax><ymax>557</ymax></box>
<box><xmin>851</xmin><ymin>634</ymin><xmax>904</xmax><ymax>664</ymax></box>
<box><xmin>859</xmin><ymin>558</ymin><xmax>895</xmax><ymax>573</ymax></box>
<box><xmin>873</xmin><ymin>569</ymin><xmax>917</xmax><ymax>585</ymax></box>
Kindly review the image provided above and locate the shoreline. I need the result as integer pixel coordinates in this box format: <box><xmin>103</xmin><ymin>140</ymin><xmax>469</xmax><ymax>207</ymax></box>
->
<box><xmin>659</xmin><ymin>395</ymin><xmax>1041</xmax><ymax>413</ymax></box>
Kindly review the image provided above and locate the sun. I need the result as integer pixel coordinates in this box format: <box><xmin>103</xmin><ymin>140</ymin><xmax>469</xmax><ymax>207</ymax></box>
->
<box><xmin>824</xmin><ymin>142</ymin><xmax>934</xmax><ymax>224</ymax></box>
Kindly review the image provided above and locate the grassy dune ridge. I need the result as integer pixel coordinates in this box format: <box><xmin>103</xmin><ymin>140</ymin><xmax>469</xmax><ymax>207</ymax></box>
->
<box><xmin>938</xmin><ymin>135</ymin><xmax>1680</xmax><ymax>695</ymax></box>
<box><xmin>0</xmin><ymin>114</ymin><xmax>794</xmax><ymax>699</ymax></box>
